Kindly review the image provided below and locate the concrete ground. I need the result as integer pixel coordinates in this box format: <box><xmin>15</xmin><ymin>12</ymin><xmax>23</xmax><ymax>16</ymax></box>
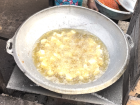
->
<box><xmin>118</xmin><ymin>21</ymin><xmax>130</xmax><ymax>33</ymax></box>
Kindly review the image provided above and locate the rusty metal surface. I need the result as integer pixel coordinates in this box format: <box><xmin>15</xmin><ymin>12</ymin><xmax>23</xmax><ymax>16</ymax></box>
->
<box><xmin>7</xmin><ymin>65</ymin><xmax>123</xmax><ymax>105</ymax></box>
<box><xmin>0</xmin><ymin>0</ymin><xmax>49</xmax><ymax>39</ymax></box>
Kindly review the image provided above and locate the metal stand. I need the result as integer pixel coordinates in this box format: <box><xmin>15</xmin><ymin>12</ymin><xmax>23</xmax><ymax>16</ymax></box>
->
<box><xmin>7</xmin><ymin>66</ymin><xmax>123</xmax><ymax>105</ymax></box>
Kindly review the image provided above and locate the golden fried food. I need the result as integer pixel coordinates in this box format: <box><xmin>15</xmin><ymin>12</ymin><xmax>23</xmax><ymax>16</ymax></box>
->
<box><xmin>32</xmin><ymin>29</ymin><xmax>109</xmax><ymax>84</ymax></box>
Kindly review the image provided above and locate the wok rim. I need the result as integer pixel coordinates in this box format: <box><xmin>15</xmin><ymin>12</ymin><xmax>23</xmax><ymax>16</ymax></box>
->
<box><xmin>12</xmin><ymin>5</ymin><xmax>129</xmax><ymax>94</ymax></box>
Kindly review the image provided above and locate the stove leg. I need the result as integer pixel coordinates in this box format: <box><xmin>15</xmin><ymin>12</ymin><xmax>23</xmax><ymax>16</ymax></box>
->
<box><xmin>0</xmin><ymin>72</ymin><xmax>7</xmax><ymax>93</ymax></box>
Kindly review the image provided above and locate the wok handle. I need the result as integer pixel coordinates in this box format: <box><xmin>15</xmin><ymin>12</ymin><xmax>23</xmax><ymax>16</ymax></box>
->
<box><xmin>6</xmin><ymin>37</ymin><xmax>14</xmax><ymax>56</ymax></box>
<box><xmin>126</xmin><ymin>34</ymin><xmax>134</xmax><ymax>50</ymax></box>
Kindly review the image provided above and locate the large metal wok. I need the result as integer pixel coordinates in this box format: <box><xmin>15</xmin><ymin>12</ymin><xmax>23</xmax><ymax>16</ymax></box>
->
<box><xmin>6</xmin><ymin>6</ymin><xmax>133</xmax><ymax>94</ymax></box>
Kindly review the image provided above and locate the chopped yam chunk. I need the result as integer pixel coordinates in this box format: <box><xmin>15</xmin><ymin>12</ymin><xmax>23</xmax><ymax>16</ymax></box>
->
<box><xmin>88</xmin><ymin>59</ymin><xmax>96</xmax><ymax>64</ymax></box>
<box><xmin>47</xmin><ymin>70</ymin><xmax>54</xmax><ymax>76</ymax></box>
<box><xmin>56</xmin><ymin>34</ymin><xmax>63</xmax><ymax>37</ymax></box>
<box><xmin>94</xmin><ymin>68</ymin><xmax>100</xmax><ymax>75</ymax></box>
<box><xmin>66</xmin><ymin>74</ymin><xmax>73</xmax><ymax>81</ymax></box>
<box><xmin>76</xmin><ymin>71</ymin><xmax>81</xmax><ymax>75</ymax></box>
<box><xmin>96</xmin><ymin>45</ymin><xmax>100</xmax><ymax>49</ymax></box>
<box><xmin>83</xmin><ymin>72</ymin><xmax>89</xmax><ymax>78</ymax></box>
<box><xmin>84</xmin><ymin>64</ymin><xmax>88</xmax><ymax>68</ymax></box>
<box><xmin>79</xmin><ymin>76</ymin><xmax>84</xmax><ymax>80</ymax></box>
<box><xmin>53</xmin><ymin>32</ymin><xmax>57</xmax><ymax>36</ymax></box>
<box><xmin>61</xmin><ymin>31</ymin><xmax>66</xmax><ymax>36</ymax></box>
<box><xmin>63</xmin><ymin>37</ymin><xmax>69</xmax><ymax>42</ymax></box>
<box><xmin>41</xmin><ymin>39</ymin><xmax>47</xmax><ymax>44</ymax></box>
<box><xmin>50</xmin><ymin>56</ymin><xmax>56</xmax><ymax>61</ymax></box>
<box><xmin>41</xmin><ymin>60</ymin><xmax>48</xmax><ymax>68</ymax></box>
<box><xmin>60</xmin><ymin>45</ymin><xmax>64</xmax><ymax>49</ymax></box>
<box><xmin>64</xmin><ymin>52</ymin><xmax>72</xmax><ymax>57</ymax></box>
<box><xmin>53</xmin><ymin>53</ymin><xmax>60</xmax><ymax>58</ymax></box>
<box><xmin>40</xmin><ymin>50</ymin><xmax>45</xmax><ymax>54</ymax></box>
<box><xmin>36</xmin><ymin>50</ymin><xmax>45</xmax><ymax>56</ymax></box>
<box><xmin>58</xmin><ymin>72</ymin><xmax>65</xmax><ymax>76</ymax></box>
<box><xmin>39</xmin><ymin>57</ymin><xmax>44</xmax><ymax>61</ymax></box>
<box><xmin>98</xmin><ymin>58</ymin><xmax>103</xmax><ymax>65</ymax></box>
<box><xmin>96</xmin><ymin>49</ymin><xmax>102</xmax><ymax>55</ymax></box>
<box><xmin>51</xmin><ymin>36</ymin><xmax>56</xmax><ymax>41</ymax></box>
<box><xmin>45</xmin><ymin>43</ymin><xmax>50</xmax><ymax>47</ymax></box>
<box><xmin>71</xmin><ymin>30</ymin><xmax>76</xmax><ymax>34</ymax></box>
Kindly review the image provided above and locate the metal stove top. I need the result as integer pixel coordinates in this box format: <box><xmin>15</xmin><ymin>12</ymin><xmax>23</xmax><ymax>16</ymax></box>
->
<box><xmin>7</xmin><ymin>66</ymin><xmax>123</xmax><ymax>105</ymax></box>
